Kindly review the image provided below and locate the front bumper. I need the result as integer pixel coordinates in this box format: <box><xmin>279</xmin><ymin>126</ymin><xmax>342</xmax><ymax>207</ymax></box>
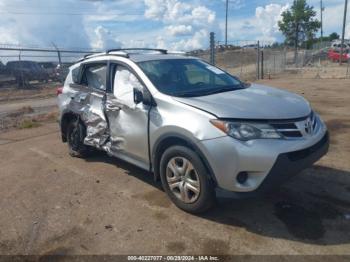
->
<box><xmin>215</xmin><ymin>132</ymin><xmax>329</xmax><ymax>198</ymax></box>
<box><xmin>251</xmin><ymin>132</ymin><xmax>329</xmax><ymax>194</ymax></box>
<box><xmin>197</xmin><ymin>124</ymin><xmax>329</xmax><ymax>193</ymax></box>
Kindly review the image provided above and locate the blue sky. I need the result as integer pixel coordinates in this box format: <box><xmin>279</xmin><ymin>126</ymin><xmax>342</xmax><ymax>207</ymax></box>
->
<box><xmin>0</xmin><ymin>0</ymin><xmax>348</xmax><ymax>51</ymax></box>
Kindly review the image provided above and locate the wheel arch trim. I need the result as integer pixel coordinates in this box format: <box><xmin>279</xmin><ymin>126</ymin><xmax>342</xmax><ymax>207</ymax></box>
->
<box><xmin>151</xmin><ymin>133</ymin><xmax>218</xmax><ymax>185</ymax></box>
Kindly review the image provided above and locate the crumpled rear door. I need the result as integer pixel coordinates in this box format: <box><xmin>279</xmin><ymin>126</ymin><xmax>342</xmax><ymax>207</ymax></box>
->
<box><xmin>81</xmin><ymin>89</ymin><xmax>109</xmax><ymax>148</ymax></box>
<box><xmin>69</xmin><ymin>63</ymin><xmax>109</xmax><ymax>149</ymax></box>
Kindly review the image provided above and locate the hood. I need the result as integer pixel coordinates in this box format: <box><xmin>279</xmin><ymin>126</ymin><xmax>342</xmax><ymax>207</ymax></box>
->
<box><xmin>174</xmin><ymin>84</ymin><xmax>311</xmax><ymax>120</ymax></box>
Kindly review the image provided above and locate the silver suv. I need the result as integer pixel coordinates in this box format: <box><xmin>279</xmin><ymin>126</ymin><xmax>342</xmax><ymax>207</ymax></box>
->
<box><xmin>58</xmin><ymin>48</ymin><xmax>329</xmax><ymax>213</ymax></box>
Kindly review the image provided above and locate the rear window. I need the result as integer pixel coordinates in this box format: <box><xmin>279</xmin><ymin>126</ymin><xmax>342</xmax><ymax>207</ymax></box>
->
<box><xmin>81</xmin><ymin>64</ymin><xmax>107</xmax><ymax>91</ymax></box>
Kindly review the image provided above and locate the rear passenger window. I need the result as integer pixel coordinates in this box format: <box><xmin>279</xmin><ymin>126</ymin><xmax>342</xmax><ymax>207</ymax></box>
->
<box><xmin>82</xmin><ymin>64</ymin><xmax>107</xmax><ymax>91</ymax></box>
<box><xmin>72</xmin><ymin>67</ymin><xmax>81</xmax><ymax>84</ymax></box>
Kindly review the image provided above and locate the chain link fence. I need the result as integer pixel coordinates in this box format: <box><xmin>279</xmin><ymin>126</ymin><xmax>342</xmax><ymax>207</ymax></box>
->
<box><xmin>0</xmin><ymin>44</ymin><xmax>99</xmax><ymax>89</ymax></box>
<box><xmin>190</xmin><ymin>35</ymin><xmax>350</xmax><ymax>81</ymax></box>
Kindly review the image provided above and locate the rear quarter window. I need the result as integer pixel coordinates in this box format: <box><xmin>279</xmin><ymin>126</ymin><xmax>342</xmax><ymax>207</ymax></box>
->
<box><xmin>72</xmin><ymin>67</ymin><xmax>81</xmax><ymax>84</ymax></box>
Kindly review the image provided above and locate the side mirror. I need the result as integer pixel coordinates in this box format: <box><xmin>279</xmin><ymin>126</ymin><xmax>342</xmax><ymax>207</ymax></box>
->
<box><xmin>133</xmin><ymin>88</ymin><xmax>143</xmax><ymax>104</ymax></box>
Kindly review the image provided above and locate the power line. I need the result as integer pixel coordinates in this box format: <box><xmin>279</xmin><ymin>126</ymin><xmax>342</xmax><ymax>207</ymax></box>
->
<box><xmin>0</xmin><ymin>10</ymin><xmax>143</xmax><ymax>16</ymax></box>
<box><xmin>0</xmin><ymin>47</ymin><xmax>100</xmax><ymax>54</ymax></box>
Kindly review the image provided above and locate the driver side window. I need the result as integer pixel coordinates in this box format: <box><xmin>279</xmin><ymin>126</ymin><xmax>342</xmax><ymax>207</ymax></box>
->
<box><xmin>113</xmin><ymin>65</ymin><xmax>143</xmax><ymax>106</ymax></box>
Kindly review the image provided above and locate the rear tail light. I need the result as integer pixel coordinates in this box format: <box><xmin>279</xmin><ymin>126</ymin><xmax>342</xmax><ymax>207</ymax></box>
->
<box><xmin>56</xmin><ymin>87</ymin><xmax>63</xmax><ymax>96</ymax></box>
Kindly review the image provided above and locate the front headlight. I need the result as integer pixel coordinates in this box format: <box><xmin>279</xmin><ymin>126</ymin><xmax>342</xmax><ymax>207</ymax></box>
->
<box><xmin>210</xmin><ymin>119</ymin><xmax>282</xmax><ymax>141</ymax></box>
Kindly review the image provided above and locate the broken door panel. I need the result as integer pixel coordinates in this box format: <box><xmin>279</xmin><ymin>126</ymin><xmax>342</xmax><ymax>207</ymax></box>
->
<box><xmin>66</xmin><ymin>83</ymin><xmax>109</xmax><ymax>149</ymax></box>
<box><xmin>77</xmin><ymin>63</ymin><xmax>109</xmax><ymax>149</ymax></box>
<box><xmin>82</xmin><ymin>90</ymin><xmax>109</xmax><ymax>148</ymax></box>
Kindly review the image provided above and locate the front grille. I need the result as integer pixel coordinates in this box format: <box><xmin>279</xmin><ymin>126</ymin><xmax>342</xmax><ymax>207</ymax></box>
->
<box><xmin>269</xmin><ymin>112</ymin><xmax>319</xmax><ymax>139</ymax></box>
<box><xmin>270</xmin><ymin>122</ymin><xmax>303</xmax><ymax>138</ymax></box>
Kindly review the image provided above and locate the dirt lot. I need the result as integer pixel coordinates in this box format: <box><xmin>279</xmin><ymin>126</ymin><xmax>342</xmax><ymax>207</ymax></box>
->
<box><xmin>0</xmin><ymin>84</ymin><xmax>57</xmax><ymax>131</ymax></box>
<box><xmin>0</xmin><ymin>78</ymin><xmax>349</xmax><ymax>256</ymax></box>
<box><xmin>0</xmin><ymin>82</ymin><xmax>58</xmax><ymax>103</ymax></box>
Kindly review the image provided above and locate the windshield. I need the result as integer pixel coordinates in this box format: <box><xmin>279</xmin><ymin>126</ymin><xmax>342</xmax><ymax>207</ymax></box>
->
<box><xmin>138</xmin><ymin>59</ymin><xmax>245</xmax><ymax>97</ymax></box>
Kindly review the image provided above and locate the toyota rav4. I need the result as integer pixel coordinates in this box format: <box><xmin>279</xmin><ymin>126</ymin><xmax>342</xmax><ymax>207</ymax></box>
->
<box><xmin>57</xmin><ymin>48</ymin><xmax>329</xmax><ymax>213</ymax></box>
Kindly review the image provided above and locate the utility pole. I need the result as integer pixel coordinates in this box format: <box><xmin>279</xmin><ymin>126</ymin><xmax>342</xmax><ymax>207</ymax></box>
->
<box><xmin>225</xmin><ymin>0</ymin><xmax>228</xmax><ymax>47</ymax></box>
<box><xmin>340</xmin><ymin>0</ymin><xmax>348</xmax><ymax>65</ymax></box>
<box><xmin>320</xmin><ymin>0</ymin><xmax>324</xmax><ymax>47</ymax></box>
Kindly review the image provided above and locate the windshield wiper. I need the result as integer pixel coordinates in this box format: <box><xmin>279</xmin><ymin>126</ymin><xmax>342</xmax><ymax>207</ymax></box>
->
<box><xmin>171</xmin><ymin>91</ymin><xmax>200</xmax><ymax>97</ymax></box>
<box><xmin>171</xmin><ymin>85</ymin><xmax>246</xmax><ymax>98</ymax></box>
<box><xmin>199</xmin><ymin>86</ymin><xmax>245</xmax><ymax>96</ymax></box>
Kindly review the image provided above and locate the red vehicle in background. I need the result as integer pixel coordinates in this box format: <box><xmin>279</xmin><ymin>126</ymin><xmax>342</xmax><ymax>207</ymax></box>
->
<box><xmin>328</xmin><ymin>49</ymin><xmax>350</xmax><ymax>62</ymax></box>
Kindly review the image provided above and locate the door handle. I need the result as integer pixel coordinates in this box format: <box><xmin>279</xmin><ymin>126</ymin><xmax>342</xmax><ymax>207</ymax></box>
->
<box><xmin>105</xmin><ymin>104</ymin><xmax>121</xmax><ymax>111</ymax></box>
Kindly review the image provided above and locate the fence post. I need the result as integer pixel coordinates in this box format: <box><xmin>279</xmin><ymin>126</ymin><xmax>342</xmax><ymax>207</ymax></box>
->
<box><xmin>256</xmin><ymin>41</ymin><xmax>260</xmax><ymax>80</ymax></box>
<box><xmin>52</xmin><ymin>42</ymin><xmax>62</xmax><ymax>65</ymax></box>
<box><xmin>261</xmin><ymin>50</ymin><xmax>264</xmax><ymax>80</ymax></box>
<box><xmin>18</xmin><ymin>51</ymin><xmax>25</xmax><ymax>88</ymax></box>
<box><xmin>57</xmin><ymin>50</ymin><xmax>62</xmax><ymax>65</ymax></box>
<box><xmin>210</xmin><ymin>32</ymin><xmax>215</xmax><ymax>65</ymax></box>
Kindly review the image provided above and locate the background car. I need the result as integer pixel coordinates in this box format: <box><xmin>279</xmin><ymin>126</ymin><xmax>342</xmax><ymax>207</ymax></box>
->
<box><xmin>6</xmin><ymin>60</ymin><xmax>49</xmax><ymax>86</ymax></box>
<box><xmin>327</xmin><ymin>49</ymin><xmax>350</xmax><ymax>62</ymax></box>
<box><xmin>0</xmin><ymin>61</ymin><xmax>7</xmax><ymax>74</ymax></box>
<box><xmin>38</xmin><ymin>62</ymin><xmax>58</xmax><ymax>80</ymax></box>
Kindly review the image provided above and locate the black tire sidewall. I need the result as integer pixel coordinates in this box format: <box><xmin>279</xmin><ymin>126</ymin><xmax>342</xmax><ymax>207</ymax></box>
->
<box><xmin>66</xmin><ymin>120</ymin><xmax>89</xmax><ymax>158</ymax></box>
<box><xmin>160</xmin><ymin>145</ymin><xmax>215</xmax><ymax>213</ymax></box>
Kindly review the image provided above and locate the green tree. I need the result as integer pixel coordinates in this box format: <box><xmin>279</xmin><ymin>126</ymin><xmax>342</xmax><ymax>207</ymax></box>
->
<box><xmin>328</xmin><ymin>32</ymin><xmax>340</xmax><ymax>41</ymax></box>
<box><xmin>278</xmin><ymin>0</ymin><xmax>321</xmax><ymax>61</ymax></box>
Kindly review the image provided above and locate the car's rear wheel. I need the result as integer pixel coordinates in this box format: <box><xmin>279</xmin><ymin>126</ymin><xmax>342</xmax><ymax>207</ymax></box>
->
<box><xmin>66</xmin><ymin>120</ymin><xmax>90</xmax><ymax>158</ymax></box>
<box><xmin>160</xmin><ymin>145</ymin><xmax>215</xmax><ymax>213</ymax></box>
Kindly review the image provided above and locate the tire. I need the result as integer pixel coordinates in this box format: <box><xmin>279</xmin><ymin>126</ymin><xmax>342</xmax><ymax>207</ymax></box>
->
<box><xmin>160</xmin><ymin>145</ymin><xmax>215</xmax><ymax>213</ymax></box>
<box><xmin>66</xmin><ymin>119</ymin><xmax>90</xmax><ymax>158</ymax></box>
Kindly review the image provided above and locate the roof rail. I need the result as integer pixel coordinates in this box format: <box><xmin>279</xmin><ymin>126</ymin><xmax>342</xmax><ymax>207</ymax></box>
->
<box><xmin>107</xmin><ymin>48</ymin><xmax>168</xmax><ymax>54</ymax></box>
<box><xmin>77</xmin><ymin>51</ymin><xmax>128</xmax><ymax>62</ymax></box>
<box><xmin>84</xmin><ymin>52</ymin><xmax>106</xmax><ymax>59</ymax></box>
<box><xmin>167</xmin><ymin>51</ymin><xmax>187</xmax><ymax>55</ymax></box>
<box><xmin>76</xmin><ymin>48</ymin><xmax>169</xmax><ymax>63</ymax></box>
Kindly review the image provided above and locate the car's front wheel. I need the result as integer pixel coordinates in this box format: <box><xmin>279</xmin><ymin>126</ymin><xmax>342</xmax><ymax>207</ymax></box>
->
<box><xmin>160</xmin><ymin>145</ymin><xmax>215</xmax><ymax>213</ymax></box>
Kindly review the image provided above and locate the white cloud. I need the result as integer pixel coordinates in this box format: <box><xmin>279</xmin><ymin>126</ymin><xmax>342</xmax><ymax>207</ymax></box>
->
<box><xmin>91</xmin><ymin>26</ymin><xmax>122</xmax><ymax>50</ymax></box>
<box><xmin>144</xmin><ymin>0</ymin><xmax>216</xmax><ymax>50</ymax></box>
<box><xmin>255</xmin><ymin>3</ymin><xmax>289</xmax><ymax>42</ymax></box>
<box><xmin>144</xmin><ymin>0</ymin><xmax>215</xmax><ymax>25</ymax></box>
<box><xmin>170</xmin><ymin>29</ymin><xmax>209</xmax><ymax>50</ymax></box>
<box><xmin>166</xmin><ymin>25</ymin><xmax>193</xmax><ymax>36</ymax></box>
<box><xmin>191</xmin><ymin>6</ymin><xmax>216</xmax><ymax>25</ymax></box>
<box><xmin>144</xmin><ymin>0</ymin><xmax>191</xmax><ymax>21</ymax></box>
